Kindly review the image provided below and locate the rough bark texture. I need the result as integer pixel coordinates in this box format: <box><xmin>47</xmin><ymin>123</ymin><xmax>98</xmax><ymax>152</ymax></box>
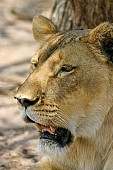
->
<box><xmin>51</xmin><ymin>0</ymin><xmax>78</xmax><ymax>31</ymax></box>
<box><xmin>51</xmin><ymin>0</ymin><xmax>113</xmax><ymax>30</ymax></box>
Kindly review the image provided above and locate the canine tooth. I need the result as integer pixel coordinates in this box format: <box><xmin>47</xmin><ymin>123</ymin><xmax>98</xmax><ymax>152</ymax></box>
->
<box><xmin>42</xmin><ymin>128</ymin><xmax>45</xmax><ymax>133</ymax></box>
<box><xmin>50</xmin><ymin>127</ymin><xmax>56</xmax><ymax>133</ymax></box>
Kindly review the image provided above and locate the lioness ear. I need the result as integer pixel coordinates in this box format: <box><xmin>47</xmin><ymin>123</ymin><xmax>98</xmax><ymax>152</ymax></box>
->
<box><xmin>88</xmin><ymin>22</ymin><xmax>113</xmax><ymax>62</ymax></box>
<box><xmin>32</xmin><ymin>15</ymin><xmax>57</xmax><ymax>44</ymax></box>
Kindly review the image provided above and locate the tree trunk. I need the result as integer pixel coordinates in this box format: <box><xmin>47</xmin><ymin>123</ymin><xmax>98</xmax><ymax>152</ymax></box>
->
<box><xmin>50</xmin><ymin>0</ymin><xmax>78</xmax><ymax>31</ymax></box>
<box><xmin>51</xmin><ymin>0</ymin><xmax>113</xmax><ymax>30</ymax></box>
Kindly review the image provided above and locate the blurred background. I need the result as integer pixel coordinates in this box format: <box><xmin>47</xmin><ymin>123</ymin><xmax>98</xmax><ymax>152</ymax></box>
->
<box><xmin>0</xmin><ymin>0</ymin><xmax>113</xmax><ymax>169</ymax></box>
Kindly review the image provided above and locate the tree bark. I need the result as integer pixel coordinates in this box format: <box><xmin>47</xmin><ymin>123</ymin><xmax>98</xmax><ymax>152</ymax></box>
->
<box><xmin>51</xmin><ymin>0</ymin><xmax>113</xmax><ymax>30</ymax></box>
<box><xmin>51</xmin><ymin>0</ymin><xmax>78</xmax><ymax>31</ymax></box>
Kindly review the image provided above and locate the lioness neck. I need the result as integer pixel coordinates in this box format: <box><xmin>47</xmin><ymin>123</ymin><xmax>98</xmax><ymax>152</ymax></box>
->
<box><xmin>50</xmin><ymin>107</ymin><xmax>113</xmax><ymax>170</ymax></box>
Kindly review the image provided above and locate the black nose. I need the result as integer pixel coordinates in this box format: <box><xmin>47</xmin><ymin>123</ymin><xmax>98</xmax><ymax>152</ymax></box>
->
<box><xmin>14</xmin><ymin>96</ymin><xmax>39</xmax><ymax>108</ymax></box>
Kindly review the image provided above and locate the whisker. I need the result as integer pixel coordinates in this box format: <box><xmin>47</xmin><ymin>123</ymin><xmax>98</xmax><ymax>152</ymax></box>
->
<box><xmin>53</xmin><ymin>115</ymin><xmax>69</xmax><ymax>127</ymax></box>
<box><xmin>57</xmin><ymin>110</ymin><xmax>78</xmax><ymax>127</ymax></box>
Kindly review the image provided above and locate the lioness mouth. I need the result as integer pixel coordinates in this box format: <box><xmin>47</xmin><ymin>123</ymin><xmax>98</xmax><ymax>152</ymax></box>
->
<box><xmin>27</xmin><ymin>116</ymin><xmax>72</xmax><ymax>147</ymax></box>
<box><xmin>37</xmin><ymin>123</ymin><xmax>72</xmax><ymax>147</ymax></box>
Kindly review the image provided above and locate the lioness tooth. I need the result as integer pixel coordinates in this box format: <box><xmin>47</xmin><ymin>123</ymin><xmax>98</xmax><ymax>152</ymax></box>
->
<box><xmin>50</xmin><ymin>126</ymin><xmax>56</xmax><ymax>133</ymax></box>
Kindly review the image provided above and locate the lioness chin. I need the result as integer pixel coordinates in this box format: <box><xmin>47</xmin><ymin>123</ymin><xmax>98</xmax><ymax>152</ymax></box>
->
<box><xmin>15</xmin><ymin>16</ymin><xmax>113</xmax><ymax>170</ymax></box>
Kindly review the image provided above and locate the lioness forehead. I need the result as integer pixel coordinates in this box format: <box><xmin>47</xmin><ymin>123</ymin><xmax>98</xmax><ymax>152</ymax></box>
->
<box><xmin>31</xmin><ymin>31</ymin><xmax>90</xmax><ymax>66</ymax></box>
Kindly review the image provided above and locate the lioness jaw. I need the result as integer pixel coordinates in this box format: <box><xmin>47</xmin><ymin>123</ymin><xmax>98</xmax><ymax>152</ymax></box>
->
<box><xmin>15</xmin><ymin>16</ymin><xmax>113</xmax><ymax>170</ymax></box>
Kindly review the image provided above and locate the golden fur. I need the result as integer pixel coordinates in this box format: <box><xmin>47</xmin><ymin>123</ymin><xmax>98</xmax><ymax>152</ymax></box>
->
<box><xmin>15</xmin><ymin>16</ymin><xmax>113</xmax><ymax>170</ymax></box>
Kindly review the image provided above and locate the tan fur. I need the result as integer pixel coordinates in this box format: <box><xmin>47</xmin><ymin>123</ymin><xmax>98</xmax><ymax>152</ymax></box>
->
<box><xmin>15</xmin><ymin>16</ymin><xmax>113</xmax><ymax>170</ymax></box>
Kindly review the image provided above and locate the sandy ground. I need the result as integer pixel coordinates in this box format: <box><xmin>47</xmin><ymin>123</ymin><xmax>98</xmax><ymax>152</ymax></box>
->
<box><xmin>0</xmin><ymin>0</ymin><xmax>54</xmax><ymax>169</ymax></box>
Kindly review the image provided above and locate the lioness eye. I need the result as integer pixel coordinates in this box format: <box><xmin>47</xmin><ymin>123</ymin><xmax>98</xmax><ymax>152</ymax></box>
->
<box><xmin>60</xmin><ymin>65</ymin><xmax>75</xmax><ymax>72</ymax></box>
<box><xmin>33</xmin><ymin>63</ymin><xmax>37</xmax><ymax>68</ymax></box>
<box><xmin>30</xmin><ymin>62</ymin><xmax>38</xmax><ymax>73</ymax></box>
<box><xmin>56</xmin><ymin>65</ymin><xmax>75</xmax><ymax>77</ymax></box>
<box><xmin>31</xmin><ymin>62</ymin><xmax>37</xmax><ymax>69</ymax></box>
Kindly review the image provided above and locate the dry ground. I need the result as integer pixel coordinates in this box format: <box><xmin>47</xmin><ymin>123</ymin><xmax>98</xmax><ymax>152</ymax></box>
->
<box><xmin>0</xmin><ymin>0</ymin><xmax>54</xmax><ymax>169</ymax></box>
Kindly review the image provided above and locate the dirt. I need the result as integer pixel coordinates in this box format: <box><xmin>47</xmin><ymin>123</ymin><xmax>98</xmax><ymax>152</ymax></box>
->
<box><xmin>0</xmin><ymin>0</ymin><xmax>54</xmax><ymax>169</ymax></box>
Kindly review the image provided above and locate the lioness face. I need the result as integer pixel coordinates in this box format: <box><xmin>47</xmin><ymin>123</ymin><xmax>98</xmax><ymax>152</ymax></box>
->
<box><xmin>15</xmin><ymin>16</ymin><xmax>113</xmax><ymax>155</ymax></box>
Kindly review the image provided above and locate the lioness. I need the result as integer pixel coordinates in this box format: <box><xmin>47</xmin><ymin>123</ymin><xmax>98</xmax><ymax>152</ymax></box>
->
<box><xmin>15</xmin><ymin>16</ymin><xmax>113</xmax><ymax>170</ymax></box>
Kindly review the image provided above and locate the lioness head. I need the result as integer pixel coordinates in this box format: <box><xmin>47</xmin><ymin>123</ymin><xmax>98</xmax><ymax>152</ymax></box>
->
<box><xmin>15</xmin><ymin>16</ymin><xmax>113</xmax><ymax>155</ymax></box>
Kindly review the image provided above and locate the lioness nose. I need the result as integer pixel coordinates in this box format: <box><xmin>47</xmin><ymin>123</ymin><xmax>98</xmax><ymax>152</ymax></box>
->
<box><xmin>14</xmin><ymin>96</ymin><xmax>39</xmax><ymax>108</ymax></box>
